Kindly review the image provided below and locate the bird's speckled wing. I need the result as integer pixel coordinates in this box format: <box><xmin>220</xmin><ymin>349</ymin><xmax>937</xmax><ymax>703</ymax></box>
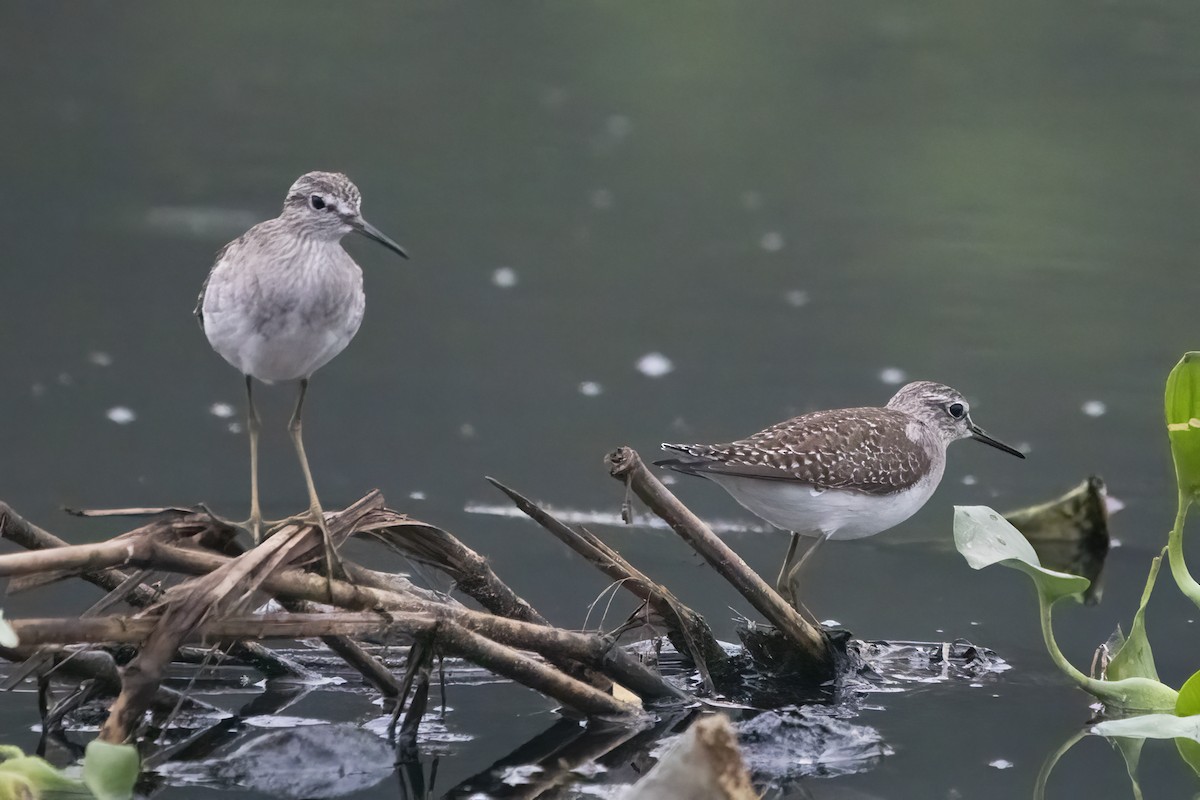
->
<box><xmin>659</xmin><ymin>407</ymin><xmax>933</xmax><ymax>496</ymax></box>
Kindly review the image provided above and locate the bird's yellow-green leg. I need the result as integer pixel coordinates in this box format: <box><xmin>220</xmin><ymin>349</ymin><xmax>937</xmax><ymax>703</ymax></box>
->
<box><xmin>211</xmin><ymin>375</ymin><xmax>267</xmax><ymax>543</ymax></box>
<box><xmin>775</xmin><ymin>532</ymin><xmax>802</xmax><ymax>602</ymax></box>
<box><xmin>782</xmin><ymin>533</ymin><xmax>829</xmax><ymax>624</ymax></box>
<box><xmin>277</xmin><ymin>378</ymin><xmax>342</xmax><ymax>595</ymax></box>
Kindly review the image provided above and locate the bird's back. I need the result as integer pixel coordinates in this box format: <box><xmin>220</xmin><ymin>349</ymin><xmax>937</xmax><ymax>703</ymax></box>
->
<box><xmin>659</xmin><ymin>406</ymin><xmax>940</xmax><ymax>496</ymax></box>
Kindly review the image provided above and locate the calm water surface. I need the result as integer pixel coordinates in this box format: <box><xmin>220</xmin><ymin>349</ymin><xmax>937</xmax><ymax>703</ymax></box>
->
<box><xmin>3</xmin><ymin>2</ymin><xmax>1200</xmax><ymax>797</ymax></box>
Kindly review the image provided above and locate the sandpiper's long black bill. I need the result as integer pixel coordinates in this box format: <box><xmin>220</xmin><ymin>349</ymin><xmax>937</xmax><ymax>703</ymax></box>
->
<box><xmin>352</xmin><ymin>217</ymin><xmax>409</xmax><ymax>259</ymax></box>
<box><xmin>969</xmin><ymin>421</ymin><xmax>1025</xmax><ymax>458</ymax></box>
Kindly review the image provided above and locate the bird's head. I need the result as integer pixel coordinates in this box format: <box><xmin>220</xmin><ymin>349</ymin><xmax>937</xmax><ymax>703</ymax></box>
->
<box><xmin>283</xmin><ymin>171</ymin><xmax>408</xmax><ymax>259</ymax></box>
<box><xmin>886</xmin><ymin>381</ymin><xmax>1024</xmax><ymax>458</ymax></box>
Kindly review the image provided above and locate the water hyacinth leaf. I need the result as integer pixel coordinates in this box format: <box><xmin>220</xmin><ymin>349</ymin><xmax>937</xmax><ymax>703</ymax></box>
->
<box><xmin>1106</xmin><ymin>556</ymin><xmax>1163</xmax><ymax>682</ymax></box>
<box><xmin>1165</xmin><ymin>352</ymin><xmax>1200</xmax><ymax>501</ymax></box>
<box><xmin>82</xmin><ymin>741</ymin><xmax>139</xmax><ymax>800</ymax></box>
<box><xmin>954</xmin><ymin>506</ymin><xmax>1090</xmax><ymax>602</ymax></box>
<box><xmin>1175</xmin><ymin>670</ymin><xmax>1200</xmax><ymax>777</ymax></box>
<box><xmin>0</xmin><ymin>750</ymin><xmax>87</xmax><ymax>797</ymax></box>
<box><xmin>955</xmin><ymin>506</ymin><xmax>1176</xmax><ymax>713</ymax></box>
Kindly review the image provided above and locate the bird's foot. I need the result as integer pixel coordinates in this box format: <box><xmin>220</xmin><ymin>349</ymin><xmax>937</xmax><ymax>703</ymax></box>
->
<box><xmin>264</xmin><ymin>507</ymin><xmax>346</xmax><ymax>601</ymax></box>
<box><xmin>196</xmin><ymin>505</ymin><xmax>266</xmax><ymax>545</ymax></box>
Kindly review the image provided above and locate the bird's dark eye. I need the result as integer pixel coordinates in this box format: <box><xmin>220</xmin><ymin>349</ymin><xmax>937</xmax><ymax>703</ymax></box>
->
<box><xmin>310</xmin><ymin>195</ymin><xmax>326</xmax><ymax>210</ymax></box>
<box><xmin>948</xmin><ymin>403</ymin><xmax>966</xmax><ymax>419</ymax></box>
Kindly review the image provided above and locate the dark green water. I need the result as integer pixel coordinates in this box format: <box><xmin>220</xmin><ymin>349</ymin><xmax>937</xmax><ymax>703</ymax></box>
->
<box><xmin>3</xmin><ymin>2</ymin><xmax>1200</xmax><ymax>797</ymax></box>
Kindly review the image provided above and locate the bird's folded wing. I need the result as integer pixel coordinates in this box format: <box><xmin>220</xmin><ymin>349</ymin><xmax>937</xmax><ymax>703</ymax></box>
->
<box><xmin>659</xmin><ymin>407</ymin><xmax>931</xmax><ymax>496</ymax></box>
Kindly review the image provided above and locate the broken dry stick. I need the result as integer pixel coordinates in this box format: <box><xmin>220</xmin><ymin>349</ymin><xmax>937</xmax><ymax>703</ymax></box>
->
<box><xmin>9</xmin><ymin>613</ymin><xmax>638</xmax><ymax>720</ymax></box>
<box><xmin>486</xmin><ymin>476</ymin><xmax>734</xmax><ymax>685</ymax></box>
<box><xmin>605</xmin><ymin>446</ymin><xmax>834</xmax><ymax>679</ymax></box>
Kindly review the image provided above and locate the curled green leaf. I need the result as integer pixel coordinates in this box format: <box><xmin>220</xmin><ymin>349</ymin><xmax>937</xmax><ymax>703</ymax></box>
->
<box><xmin>954</xmin><ymin>506</ymin><xmax>1177</xmax><ymax>712</ymax></box>
<box><xmin>1165</xmin><ymin>352</ymin><xmax>1200</xmax><ymax>502</ymax></box>
<box><xmin>81</xmin><ymin>741</ymin><xmax>138</xmax><ymax>800</ymax></box>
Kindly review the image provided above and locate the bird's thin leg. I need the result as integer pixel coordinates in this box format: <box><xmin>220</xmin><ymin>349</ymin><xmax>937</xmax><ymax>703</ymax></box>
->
<box><xmin>245</xmin><ymin>375</ymin><xmax>264</xmax><ymax>543</ymax></box>
<box><xmin>775</xmin><ymin>532</ymin><xmax>802</xmax><ymax>599</ymax></box>
<box><xmin>286</xmin><ymin>378</ymin><xmax>341</xmax><ymax>592</ymax></box>
<box><xmin>782</xmin><ymin>532</ymin><xmax>830</xmax><ymax>621</ymax></box>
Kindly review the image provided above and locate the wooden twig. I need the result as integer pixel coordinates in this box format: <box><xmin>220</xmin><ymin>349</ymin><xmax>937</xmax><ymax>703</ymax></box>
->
<box><xmin>354</xmin><ymin>514</ymin><xmax>549</xmax><ymax>625</ymax></box>
<box><xmin>355</xmin><ymin>512</ymin><xmax>617</xmax><ymax>693</ymax></box>
<box><xmin>0</xmin><ymin>502</ymin><xmax>311</xmax><ymax>681</ymax></box>
<box><xmin>486</xmin><ymin>477</ymin><xmax>734</xmax><ymax>686</ymax></box>
<box><xmin>7</xmin><ymin>613</ymin><xmax>637</xmax><ymax>719</ymax></box>
<box><xmin>0</xmin><ymin>646</ymin><xmax>222</xmax><ymax>718</ymax></box>
<box><xmin>97</xmin><ymin>495</ymin><xmax>383</xmax><ymax>742</ymax></box>
<box><xmin>0</xmin><ymin>497</ymin><xmax>687</xmax><ymax>707</ymax></box>
<box><xmin>605</xmin><ymin>446</ymin><xmax>834</xmax><ymax>681</ymax></box>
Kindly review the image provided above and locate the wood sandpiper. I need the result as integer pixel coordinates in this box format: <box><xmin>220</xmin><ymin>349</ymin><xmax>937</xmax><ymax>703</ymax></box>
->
<box><xmin>656</xmin><ymin>381</ymin><xmax>1025</xmax><ymax>606</ymax></box>
<box><xmin>195</xmin><ymin>171</ymin><xmax>407</xmax><ymax>557</ymax></box>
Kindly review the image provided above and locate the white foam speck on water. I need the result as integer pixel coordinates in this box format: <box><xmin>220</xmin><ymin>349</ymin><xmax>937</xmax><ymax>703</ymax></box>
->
<box><xmin>636</xmin><ymin>352</ymin><xmax>674</xmax><ymax>378</ymax></box>
<box><xmin>1016</xmin><ymin>442</ymin><xmax>1033</xmax><ymax>455</ymax></box>
<box><xmin>1082</xmin><ymin>400</ymin><xmax>1106</xmax><ymax>417</ymax></box>
<box><xmin>970</xmin><ymin>621</ymin><xmax>980</xmax><ymax>627</ymax></box>
<box><xmin>209</xmin><ymin>402</ymin><xmax>235</xmax><ymax>418</ymax></box>
<box><xmin>988</xmin><ymin>759</ymin><xmax>1014</xmax><ymax>770</ymax></box>
<box><xmin>590</xmin><ymin>188</ymin><xmax>614</xmax><ymax>209</ymax></box>
<box><xmin>661</xmin><ymin>474</ymin><xmax>677</xmax><ymax>485</ymax></box>
<box><xmin>1105</xmin><ymin>495</ymin><xmax>1126</xmax><ymax>514</ymax></box>
<box><xmin>409</xmin><ymin>491</ymin><xmax>426</xmax><ymax>500</ymax></box>
<box><xmin>578</xmin><ymin>381</ymin><xmax>604</xmax><ymax>397</ymax></box>
<box><xmin>500</xmin><ymin>764</ymin><xmax>545</xmax><ymax>787</ymax></box>
<box><xmin>227</xmin><ymin>422</ymin><xmax>242</xmax><ymax>434</ymax></box>
<box><xmin>88</xmin><ymin>351</ymin><xmax>113</xmax><ymax>367</ymax></box>
<box><xmin>759</xmin><ymin>231</ymin><xmax>785</xmax><ymax>252</ymax></box>
<box><xmin>143</xmin><ymin>206</ymin><xmax>259</xmax><ymax>238</ymax></box>
<box><xmin>961</xmin><ymin>475</ymin><xmax>977</xmax><ymax>486</ymax></box>
<box><xmin>492</xmin><ymin>267</ymin><xmax>518</xmax><ymax>288</ymax></box>
<box><xmin>935</xmin><ymin>629</ymin><xmax>944</xmax><ymax>634</ymax></box>
<box><xmin>970</xmin><ymin>683</ymin><xmax>983</xmax><ymax>688</ymax></box>
<box><xmin>605</xmin><ymin>114</ymin><xmax>632</xmax><ymax>139</ymax></box>
<box><xmin>460</xmin><ymin>423</ymin><xmax>477</xmax><ymax>439</ymax></box>
<box><xmin>466</xmin><ymin>501</ymin><xmax>771</xmax><ymax>534</ymax></box>
<box><xmin>243</xmin><ymin>715</ymin><xmax>323</xmax><ymax>729</ymax></box>
<box><xmin>57</xmin><ymin>372</ymin><xmax>73</xmax><ymax>386</ymax></box>
<box><xmin>784</xmin><ymin>289</ymin><xmax>809</xmax><ymax>307</ymax></box>
<box><xmin>106</xmin><ymin>406</ymin><xmax>136</xmax><ymax>425</ymax></box>
<box><xmin>879</xmin><ymin>367</ymin><xmax>907</xmax><ymax>385</ymax></box>
<box><xmin>820</xmin><ymin>619</ymin><xmax>841</xmax><ymax>627</ymax></box>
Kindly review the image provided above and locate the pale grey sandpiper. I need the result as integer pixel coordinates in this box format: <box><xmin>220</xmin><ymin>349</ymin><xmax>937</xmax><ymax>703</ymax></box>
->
<box><xmin>656</xmin><ymin>381</ymin><xmax>1025</xmax><ymax>606</ymax></box>
<box><xmin>195</xmin><ymin>171</ymin><xmax>408</xmax><ymax>559</ymax></box>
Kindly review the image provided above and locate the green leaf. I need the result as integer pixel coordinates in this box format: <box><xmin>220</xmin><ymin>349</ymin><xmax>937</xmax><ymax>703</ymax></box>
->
<box><xmin>1165</xmin><ymin>352</ymin><xmax>1200</xmax><ymax>501</ymax></box>
<box><xmin>0</xmin><ymin>752</ymin><xmax>87</xmax><ymax>797</ymax></box>
<box><xmin>81</xmin><ymin>742</ymin><xmax>138</xmax><ymax>800</ymax></box>
<box><xmin>954</xmin><ymin>506</ymin><xmax>1177</xmax><ymax>713</ymax></box>
<box><xmin>954</xmin><ymin>506</ymin><xmax>1090</xmax><ymax>602</ymax></box>
<box><xmin>1107</xmin><ymin>556</ymin><xmax>1163</xmax><ymax>682</ymax></box>
<box><xmin>1174</xmin><ymin>670</ymin><xmax>1200</xmax><ymax>777</ymax></box>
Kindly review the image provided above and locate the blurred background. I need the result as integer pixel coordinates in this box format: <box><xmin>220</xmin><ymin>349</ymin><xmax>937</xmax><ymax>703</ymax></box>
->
<box><xmin>2</xmin><ymin>2</ymin><xmax>1200</xmax><ymax>797</ymax></box>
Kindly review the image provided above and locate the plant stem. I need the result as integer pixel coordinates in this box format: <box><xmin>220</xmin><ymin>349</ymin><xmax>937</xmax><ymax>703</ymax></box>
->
<box><xmin>1167</xmin><ymin>493</ymin><xmax>1200</xmax><ymax>606</ymax></box>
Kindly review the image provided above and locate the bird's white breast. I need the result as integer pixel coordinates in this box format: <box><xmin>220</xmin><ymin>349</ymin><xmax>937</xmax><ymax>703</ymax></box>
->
<box><xmin>202</xmin><ymin>235</ymin><xmax>365</xmax><ymax>383</ymax></box>
<box><xmin>708</xmin><ymin>461</ymin><xmax>944</xmax><ymax>540</ymax></box>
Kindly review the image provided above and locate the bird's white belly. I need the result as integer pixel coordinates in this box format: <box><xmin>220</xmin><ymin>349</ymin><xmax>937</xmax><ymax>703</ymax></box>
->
<box><xmin>204</xmin><ymin>311</ymin><xmax>360</xmax><ymax>384</ymax></box>
<box><xmin>707</xmin><ymin>474</ymin><xmax>938</xmax><ymax>540</ymax></box>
